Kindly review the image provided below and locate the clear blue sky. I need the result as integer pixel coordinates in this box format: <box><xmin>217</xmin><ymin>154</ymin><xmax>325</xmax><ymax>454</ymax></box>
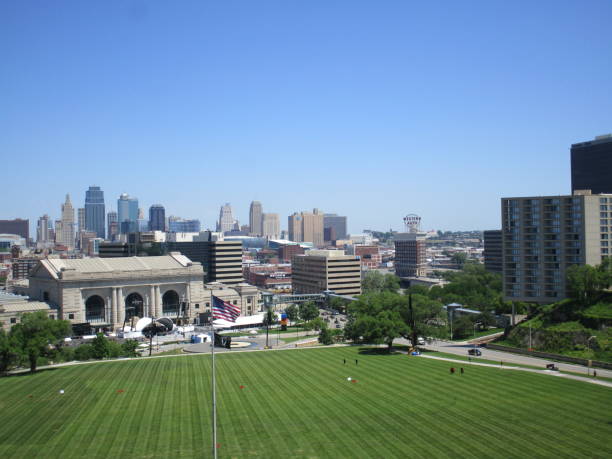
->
<box><xmin>2</xmin><ymin>1</ymin><xmax>611</xmax><ymax>235</ymax></box>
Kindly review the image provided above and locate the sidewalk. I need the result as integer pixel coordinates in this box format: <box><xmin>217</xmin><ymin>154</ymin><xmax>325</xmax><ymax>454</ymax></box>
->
<box><xmin>418</xmin><ymin>354</ymin><xmax>612</xmax><ymax>388</ymax></box>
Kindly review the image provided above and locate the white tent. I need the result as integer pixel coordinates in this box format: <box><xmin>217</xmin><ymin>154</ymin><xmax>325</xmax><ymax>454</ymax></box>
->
<box><xmin>212</xmin><ymin>313</ymin><xmax>265</xmax><ymax>329</ymax></box>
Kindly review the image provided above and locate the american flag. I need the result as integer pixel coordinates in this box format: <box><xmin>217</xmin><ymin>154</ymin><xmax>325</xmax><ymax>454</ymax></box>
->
<box><xmin>212</xmin><ymin>295</ymin><xmax>241</xmax><ymax>322</ymax></box>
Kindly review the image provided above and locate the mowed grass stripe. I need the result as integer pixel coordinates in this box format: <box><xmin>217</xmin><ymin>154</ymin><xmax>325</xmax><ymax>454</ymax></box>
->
<box><xmin>10</xmin><ymin>363</ymin><xmax>107</xmax><ymax>457</ymax></box>
<box><xmin>1</xmin><ymin>347</ymin><xmax>611</xmax><ymax>458</ymax></box>
<box><xmin>364</xmin><ymin>356</ymin><xmax>498</xmax><ymax>457</ymax></box>
<box><xmin>222</xmin><ymin>354</ymin><xmax>298</xmax><ymax>457</ymax></box>
<box><xmin>267</xmin><ymin>351</ymin><xmax>376</xmax><ymax>457</ymax></box>
<box><xmin>215</xmin><ymin>354</ymin><xmax>274</xmax><ymax>456</ymax></box>
<box><xmin>224</xmin><ymin>353</ymin><xmax>312</xmax><ymax>456</ymax></box>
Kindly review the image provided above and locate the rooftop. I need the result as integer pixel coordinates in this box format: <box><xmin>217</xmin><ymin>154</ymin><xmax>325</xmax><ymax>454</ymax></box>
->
<box><xmin>38</xmin><ymin>253</ymin><xmax>197</xmax><ymax>278</ymax></box>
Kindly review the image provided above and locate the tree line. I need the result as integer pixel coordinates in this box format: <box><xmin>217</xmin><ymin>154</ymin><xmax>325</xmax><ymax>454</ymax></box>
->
<box><xmin>1</xmin><ymin>311</ymin><xmax>139</xmax><ymax>374</ymax></box>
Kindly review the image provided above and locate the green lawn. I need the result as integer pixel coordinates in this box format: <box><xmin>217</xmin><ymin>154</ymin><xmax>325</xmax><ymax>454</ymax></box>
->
<box><xmin>1</xmin><ymin>347</ymin><xmax>611</xmax><ymax>458</ymax></box>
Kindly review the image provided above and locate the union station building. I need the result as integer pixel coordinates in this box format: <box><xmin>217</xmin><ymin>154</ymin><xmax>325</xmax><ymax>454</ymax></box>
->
<box><xmin>26</xmin><ymin>253</ymin><xmax>260</xmax><ymax>331</ymax></box>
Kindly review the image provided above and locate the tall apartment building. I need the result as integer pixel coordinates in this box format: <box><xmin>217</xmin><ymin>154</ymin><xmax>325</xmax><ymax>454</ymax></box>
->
<box><xmin>262</xmin><ymin>213</ymin><xmax>280</xmax><ymax>239</ymax></box>
<box><xmin>249</xmin><ymin>201</ymin><xmax>263</xmax><ymax>236</ymax></box>
<box><xmin>571</xmin><ymin>134</ymin><xmax>612</xmax><ymax>194</ymax></box>
<box><xmin>217</xmin><ymin>203</ymin><xmax>234</xmax><ymax>233</ymax></box>
<box><xmin>292</xmin><ymin>249</ymin><xmax>361</xmax><ymax>296</ymax></box>
<box><xmin>117</xmin><ymin>193</ymin><xmax>139</xmax><ymax>234</ymax></box>
<box><xmin>394</xmin><ymin>232</ymin><xmax>427</xmax><ymax>277</ymax></box>
<box><xmin>501</xmin><ymin>192</ymin><xmax>610</xmax><ymax>303</ymax></box>
<box><xmin>0</xmin><ymin>219</ymin><xmax>29</xmax><ymax>240</ymax></box>
<box><xmin>324</xmin><ymin>213</ymin><xmax>348</xmax><ymax>240</ymax></box>
<box><xmin>288</xmin><ymin>209</ymin><xmax>324</xmax><ymax>246</ymax></box>
<box><xmin>483</xmin><ymin>230</ymin><xmax>503</xmax><ymax>274</ymax></box>
<box><xmin>85</xmin><ymin>186</ymin><xmax>105</xmax><ymax>238</ymax></box>
<box><xmin>149</xmin><ymin>204</ymin><xmax>166</xmax><ymax>231</ymax></box>
<box><xmin>166</xmin><ymin>239</ymin><xmax>243</xmax><ymax>285</ymax></box>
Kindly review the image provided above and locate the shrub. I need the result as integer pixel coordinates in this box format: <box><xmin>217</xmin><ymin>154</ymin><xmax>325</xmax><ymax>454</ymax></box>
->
<box><xmin>74</xmin><ymin>344</ymin><xmax>93</xmax><ymax>361</ymax></box>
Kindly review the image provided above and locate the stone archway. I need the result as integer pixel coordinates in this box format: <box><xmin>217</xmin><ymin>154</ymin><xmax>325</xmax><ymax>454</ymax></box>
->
<box><xmin>85</xmin><ymin>295</ymin><xmax>105</xmax><ymax>323</ymax></box>
<box><xmin>125</xmin><ymin>292</ymin><xmax>144</xmax><ymax>320</ymax></box>
<box><xmin>162</xmin><ymin>290</ymin><xmax>180</xmax><ymax>316</ymax></box>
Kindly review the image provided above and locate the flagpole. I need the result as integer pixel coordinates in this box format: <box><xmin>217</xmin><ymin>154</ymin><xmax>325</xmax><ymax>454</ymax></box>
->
<box><xmin>211</xmin><ymin>319</ymin><xmax>217</xmax><ymax>459</ymax></box>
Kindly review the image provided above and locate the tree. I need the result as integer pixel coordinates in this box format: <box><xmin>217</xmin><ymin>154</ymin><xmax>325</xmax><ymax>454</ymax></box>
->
<box><xmin>91</xmin><ymin>333</ymin><xmax>111</xmax><ymax>359</ymax></box>
<box><xmin>328</xmin><ymin>296</ymin><xmax>350</xmax><ymax>313</ymax></box>
<box><xmin>345</xmin><ymin>292</ymin><xmax>409</xmax><ymax>351</ymax></box>
<box><xmin>476</xmin><ymin>311</ymin><xmax>497</xmax><ymax>329</ymax></box>
<box><xmin>401</xmin><ymin>294</ymin><xmax>445</xmax><ymax>346</ymax></box>
<box><xmin>285</xmin><ymin>304</ymin><xmax>299</xmax><ymax>325</ymax></box>
<box><xmin>451</xmin><ymin>252</ymin><xmax>468</xmax><ymax>267</ymax></box>
<box><xmin>451</xmin><ymin>315</ymin><xmax>475</xmax><ymax>340</ymax></box>
<box><xmin>307</xmin><ymin>317</ymin><xmax>325</xmax><ymax>333</ymax></box>
<box><xmin>10</xmin><ymin>311</ymin><xmax>71</xmax><ymax>372</ymax></box>
<box><xmin>121</xmin><ymin>340</ymin><xmax>140</xmax><ymax>358</ymax></box>
<box><xmin>299</xmin><ymin>302</ymin><xmax>319</xmax><ymax>322</ymax></box>
<box><xmin>362</xmin><ymin>271</ymin><xmax>400</xmax><ymax>294</ymax></box>
<box><xmin>318</xmin><ymin>326</ymin><xmax>333</xmax><ymax>345</ymax></box>
<box><xmin>567</xmin><ymin>262</ymin><xmax>610</xmax><ymax>307</ymax></box>
<box><xmin>429</xmin><ymin>263</ymin><xmax>503</xmax><ymax>312</ymax></box>
<box><xmin>0</xmin><ymin>328</ymin><xmax>19</xmax><ymax>374</ymax></box>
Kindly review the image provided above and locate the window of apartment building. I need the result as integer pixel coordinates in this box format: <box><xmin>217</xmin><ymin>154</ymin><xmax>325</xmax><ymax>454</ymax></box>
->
<box><xmin>603</xmin><ymin>249</ymin><xmax>609</xmax><ymax>254</ymax></box>
<box><xmin>600</xmin><ymin>198</ymin><xmax>608</xmax><ymax>203</ymax></box>
<box><xmin>43</xmin><ymin>291</ymin><xmax>49</xmax><ymax>301</ymax></box>
<box><xmin>601</xmin><ymin>205</ymin><xmax>608</xmax><ymax>211</ymax></box>
<box><xmin>10</xmin><ymin>318</ymin><xmax>17</xmax><ymax>324</ymax></box>
<box><xmin>603</xmin><ymin>234</ymin><xmax>609</xmax><ymax>239</ymax></box>
<box><xmin>601</xmin><ymin>227</ymin><xmax>608</xmax><ymax>233</ymax></box>
<box><xmin>195</xmin><ymin>303</ymin><xmax>199</xmax><ymax>309</ymax></box>
<box><xmin>601</xmin><ymin>212</ymin><xmax>608</xmax><ymax>218</ymax></box>
<box><xmin>68</xmin><ymin>313</ymin><xmax>74</xmax><ymax>319</ymax></box>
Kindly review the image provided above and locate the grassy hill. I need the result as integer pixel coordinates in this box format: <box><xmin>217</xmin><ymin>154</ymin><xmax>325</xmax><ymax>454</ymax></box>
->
<box><xmin>0</xmin><ymin>348</ymin><xmax>611</xmax><ymax>458</ymax></box>
<box><xmin>501</xmin><ymin>294</ymin><xmax>612</xmax><ymax>362</ymax></box>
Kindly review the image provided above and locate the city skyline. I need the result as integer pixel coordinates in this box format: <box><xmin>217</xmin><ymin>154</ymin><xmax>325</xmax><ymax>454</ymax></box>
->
<box><xmin>2</xmin><ymin>2</ymin><xmax>611</xmax><ymax>234</ymax></box>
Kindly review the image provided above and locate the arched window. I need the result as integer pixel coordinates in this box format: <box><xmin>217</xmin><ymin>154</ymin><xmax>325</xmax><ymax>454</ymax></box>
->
<box><xmin>162</xmin><ymin>290</ymin><xmax>180</xmax><ymax>316</ymax></box>
<box><xmin>85</xmin><ymin>295</ymin><xmax>105</xmax><ymax>323</ymax></box>
<box><xmin>125</xmin><ymin>292</ymin><xmax>144</xmax><ymax>320</ymax></box>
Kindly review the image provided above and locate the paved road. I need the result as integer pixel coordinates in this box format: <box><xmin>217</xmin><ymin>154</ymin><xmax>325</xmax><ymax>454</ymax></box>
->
<box><xmin>398</xmin><ymin>337</ymin><xmax>612</xmax><ymax>379</ymax></box>
<box><xmin>420</xmin><ymin>354</ymin><xmax>612</xmax><ymax>388</ymax></box>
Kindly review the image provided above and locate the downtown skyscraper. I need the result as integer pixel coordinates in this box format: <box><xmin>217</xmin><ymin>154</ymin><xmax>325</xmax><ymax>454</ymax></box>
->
<box><xmin>149</xmin><ymin>204</ymin><xmax>166</xmax><ymax>231</ymax></box>
<box><xmin>85</xmin><ymin>186</ymin><xmax>105</xmax><ymax>238</ymax></box>
<box><xmin>217</xmin><ymin>203</ymin><xmax>234</xmax><ymax>233</ymax></box>
<box><xmin>117</xmin><ymin>193</ymin><xmax>138</xmax><ymax>234</ymax></box>
<box><xmin>249</xmin><ymin>201</ymin><xmax>263</xmax><ymax>236</ymax></box>
<box><xmin>57</xmin><ymin>194</ymin><xmax>75</xmax><ymax>249</ymax></box>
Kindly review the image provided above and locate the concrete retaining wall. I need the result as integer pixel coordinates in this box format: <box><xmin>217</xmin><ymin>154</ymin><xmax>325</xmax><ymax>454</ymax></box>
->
<box><xmin>485</xmin><ymin>344</ymin><xmax>612</xmax><ymax>370</ymax></box>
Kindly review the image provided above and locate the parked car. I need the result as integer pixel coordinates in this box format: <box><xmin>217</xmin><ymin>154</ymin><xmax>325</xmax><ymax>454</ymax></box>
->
<box><xmin>468</xmin><ymin>348</ymin><xmax>482</xmax><ymax>356</ymax></box>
